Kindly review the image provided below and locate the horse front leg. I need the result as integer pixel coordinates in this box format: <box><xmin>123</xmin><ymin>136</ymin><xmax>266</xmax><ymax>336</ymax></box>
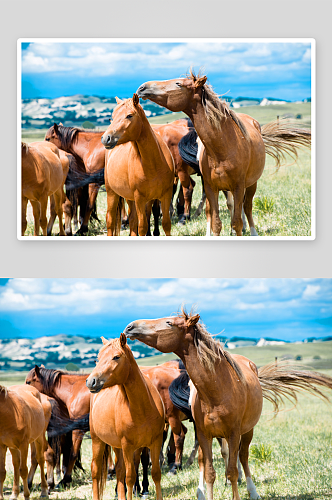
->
<box><xmin>19</xmin><ymin>441</ymin><xmax>30</xmax><ymax>500</ymax></box>
<box><xmin>149</xmin><ymin>435</ymin><xmax>164</xmax><ymax>500</ymax></box>
<box><xmin>122</xmin><ymin>444</ymin><xmax>137</xmax><ymax>500</ymax></box>
<box><xmin>134</xmin><ymin>194</ymin><xmax>149</xmax><ymax>237</ymax></box>
<box><xmin>0</xmin><ymin>445</ymin><xmax>6</xmax><ymax>500</ymax></box>
<box><xmin>91</xmin><ymin>434</ymin><xmax>106</xmax><ymax>500</ymax></box>
<box><xmin>79</xmin><ymin>183</ymin><xmax>100</xmax><ymax>234</ymax></box>
<box><xmin>168</xmin><ymin>418</ymin><xmax>187</xmax><ymax>474</ymax></box>
<box><xmin>30</xmin><ymin>200</ymin><xmax>41</xmax><ymax>236</ymax></box>
<box><xmin>47</xmin><ymin>195</ymin><xmax>56</xmax><ymax>235</ymax></box>
<box><xmin>244</xmin><ymin>182</ymin><xmax>258</xmax><ymax>236</ymax></box>
<box><xmin>232</xmin><ymin>184</ymin><xmax>246</xmax><ymax>236</ymax></box>
<box><xmin>160</xmin><ymin>190</ymin><xmax>173</xmax><ymax>236</ymax></box>
<box><xmin>53</xmin><ymin>188</ymin><xmax>66</xmax><ymax>236</ymax></box>
<box><xmin>239</xmin><ymin>429</ymin><xmax>259</xmax><ymax>499</ymax></box>
<box><xmin>178</xmin><ymin>169</ymin><xmax>194</xmax><ymax>223</ymax></box>
<box><xmin>204</xmin><ymin>183</ymin><xmax>221</xmax><ymax>236</ymax></box>
<box><xmin>106</xmin><ymin>188</ymin><xmax>120</xmax><ymax>236</ymax></box>
<box><xmin>195</xmin><ymin>426</ymin><xmax>215</xmax><ymax>500</ymax></box>
<box><xmin>225</xmin><ymin>433</ymin><xmax>242</xmax><ymax>500</ymax></box>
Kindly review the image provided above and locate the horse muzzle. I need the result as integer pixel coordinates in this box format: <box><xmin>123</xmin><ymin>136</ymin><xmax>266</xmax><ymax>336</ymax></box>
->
<box><xmin>101</xmin><ymin>133</ymin><xmax>119</xmax><ymax>150</ymax></box>
<box><xmin>86</xmin><ymin>376</ymin><xmax>104</xmax><ymax>393</ymax></box>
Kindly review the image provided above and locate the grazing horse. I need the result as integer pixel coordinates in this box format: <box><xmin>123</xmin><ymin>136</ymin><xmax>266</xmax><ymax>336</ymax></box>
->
<box><xmin>21</xmin><ymin>142</ymin><xmax>66</xmax><ymax>236</ymax></box>
<box><xmin>45</xmin><ymin>124</ymin><xmax>106</xmax><ymax>235</ymax></box>
<box><xmin>136</xmin><ymin>70</ymin><xmax>311</xmax><ymax>236</ymax></box>
<box><xmin>101</xmin><ymin>94</ymin><xmax>174</xmax><ymax>236</ymax></box>
<box><xmin>25</xmin><ymin>366</ymin><xmax>90</xmax><ymax>487</ymax></box>
<box><xmin>86</xmin><ymin>333</ymin><xmax>165</xmax><ymax>500</ymax></box>
<box><xmin>124</xmin><ymin>308</ymin><xmax>332</xmax><ymax>500</ymax></box>
<box><xmin>0</xmin><ymin>384</ymin><xmax>49</xmax><ymax>500</ymax></box>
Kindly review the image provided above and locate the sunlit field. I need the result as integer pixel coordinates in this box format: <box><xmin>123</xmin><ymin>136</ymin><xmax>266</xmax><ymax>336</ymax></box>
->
<box><xmin>21</xmin><ymin>102</ymin><xmax>312</xmax><ymax>237</ymax></box>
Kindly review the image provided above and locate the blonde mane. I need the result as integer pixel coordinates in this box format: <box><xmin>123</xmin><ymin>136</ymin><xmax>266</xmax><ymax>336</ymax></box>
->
<box><xmin>188</xmin><ymin>70</ymin><xmax>249</xmax><ymax>140</ymax></box>
<box><xmin>180</xmin><ymin>308</ymin><xmax>244</xmax><ymax>382</ymax></box>
<box><xmin>0</xmin><ymin>385</ymin><xmax>8</xmax><ymax>396</ymax></box>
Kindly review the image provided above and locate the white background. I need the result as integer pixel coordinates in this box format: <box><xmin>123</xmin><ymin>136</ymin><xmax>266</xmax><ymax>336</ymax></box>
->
<box><xmin>3</xmin><ymin>0</ymin><xmax>331</xmax><ymax>278</ymax></box>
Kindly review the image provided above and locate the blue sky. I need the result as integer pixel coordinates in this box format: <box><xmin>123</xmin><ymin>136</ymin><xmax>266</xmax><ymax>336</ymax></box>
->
<box><xmin>21</xmin><ymin>41</ymin><xmax>312</xmax><ymax>101</ymax></box>
<box><xmin>0</xmin><ymin>279</ymin><xmax>330</xmax><ymax>341</ymax></box>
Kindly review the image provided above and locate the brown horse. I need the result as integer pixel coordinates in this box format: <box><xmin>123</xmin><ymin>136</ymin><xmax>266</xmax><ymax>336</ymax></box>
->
<box><xmin>0</xmin><ymin>384</ymin><xmax>49</xmax><ymax>500</ymax></box>
<box><xmin>101</xmin><ymin>94</ymin><xmax>174</xmax><ymax>236</ymax></box>
<box><xmin>137</xmin><ymin>70</ymin><xmax>311</xmax><ymax>236</ymax></box>
<box><xmin>45</xmin><ymin>124</ymin><xmax>106</xmax><ymax>235</ymax></box>
<box><xmin>25</xmin><ymin>366</ymin><xmax>90</xmax><ymax>487</ymax></box>
<box><xmin>21</xmin><ymin>142</ymin><xmax>67</xmax><ymax>236</ymax></box>
<box><xmin>124</xmin><ymin>309</ymin><xmax>332</xmax><ymax>500</ymax></box>
<box><xmin>86</xmin><ymin>333</ymin><xmax>165</xmax><ymax>500</ymax></box>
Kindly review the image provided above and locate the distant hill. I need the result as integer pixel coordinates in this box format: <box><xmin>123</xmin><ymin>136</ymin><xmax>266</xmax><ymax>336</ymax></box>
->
<box><xmin>0</xmin><ymin>333</ymin><xmax>330</xmax><ymax>372</ymax></box>
<box><xmin>21</xmin><ymin>94</ymin><xmax>311</xmax><ymax>130</ymax></box>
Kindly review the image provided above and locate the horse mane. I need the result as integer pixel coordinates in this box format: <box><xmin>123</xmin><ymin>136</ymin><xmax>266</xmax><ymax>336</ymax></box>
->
<box><xmin>34</xmin><ymin>367</ymin><xmax>88</xmax><ymax>392</ymax></box>
<box><xmin>180</xmin><ymin>308</ymin><xmax>244</xmax><ymax>382</ymax></box>
<box><xmin>0</xmin><ymin>385</ymin><xmax>7</xmax><ymax>396</ymax></box>
<box><xmin>53</xmin><ymin>125</ymin><xmax>101</xmax><ymax>149</ymax></box>
<box><xmin>21</xmin><ymin>142</ymin><xmax>29</xmax><ymax>154</ymax></box>
<box><xmin>188</xmin><ymin>70</ymin><xmax>249</xmax><ymax>140</ymax></box>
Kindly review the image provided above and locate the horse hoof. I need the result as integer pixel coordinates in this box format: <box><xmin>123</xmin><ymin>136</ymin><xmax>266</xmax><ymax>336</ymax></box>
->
<box><xmin>197</xmin><ymin>488</ymin><xmax>206</xmax><ymax>500</ymax></box>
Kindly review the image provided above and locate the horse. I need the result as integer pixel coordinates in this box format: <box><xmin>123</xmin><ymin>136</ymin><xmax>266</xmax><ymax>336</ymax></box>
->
<box><xmin>100</xmin><ymin>94</ymin><xmax>174</xmax><ymax>236</ymax></box>
<box><xmin>45</xmin><ymin>124</ymin><xmax>106</xmax><ymax>235</ymax></box>
<box><xmin>136</xmin><ymin>70</ymin><xmax>311</xmax><ymax>236</ymax></box>
<box><xmin>21</xmin><ymin>142</ymin><xmax>67</xmax><ymax>236</ymax></box>
<box><xmin>86</xmin><ymin>333</ymin><xmax>165</xmax><ymax>500</ymax></box>
<box><xmin>124</xmin><ymin>308</ymin><xmax>332</xmax><ymax>500</ymax></box>
<box><xmin>0</xmin><ymin>384</ymin><xmax>49</xmax><ymax>500</ymax></box>
<box><xmin>25</xmin><ymin>366</ymin><xmax>90</xmax><ymax>487</ymax></box>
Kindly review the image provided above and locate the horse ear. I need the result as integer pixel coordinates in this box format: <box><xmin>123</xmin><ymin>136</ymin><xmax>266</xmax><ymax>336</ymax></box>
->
<box><xmin>40</xmin><ymin>364</ymin><xmax>45</xmax><ymax>368</ymax></box>
<box><xmin>120</xmin><ymin>332</ymin><xmax>127</xmax><ymax>348</ymax></box>
<box><xmin>115</xmin><ymin>96</ymin><xmax>123</xmax><ymax>104</ymax></box>
<box><xmin>186</xmin><ymin>314</ymin><xmax>200</xmax><ymax>327</ymax></box>
<box><xmin>132</xmin><ymin>93</ymin><xmax>139</xmax><ymax>108</ymax></box>
<box><xmin>101</xmin><ymin>336</ymin><xmax>109</xmax><ymax>345</ymax></box>
<box><xmin>59</xmin><ymin>122</ymin><xmax>63</xmax><ymax>126</ymax></box>
<box><xmin>195</xmin><ymin>76</ymin><xmax>207</xmax><ymax>88</ymax></box>
<box><xmin>34</xmin><ymin>365</ymin><xmax>40</xmax><ymax>375</ymax></box>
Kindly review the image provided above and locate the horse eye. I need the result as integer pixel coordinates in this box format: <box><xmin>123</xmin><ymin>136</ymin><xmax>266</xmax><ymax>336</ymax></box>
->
<box><xmin>176</xmin><ymin>82</ymin><xmax>182</xmax><ymax>88</ymax></box>
<box><xmin>166</xmin><ymin>321</ymin><xmax>173</xmax><ymax>327</ymax></box>
<box><xmin>126</xmin><ymin>114</ymin><xmax>133</xmax><ymax>119</ymax></box>
<box><xmin>26</xmin><ymin>380</ymin><xmax>31</xmax><ymax>385</ymax></box>
<box><xmin>113</xmin><ymin>355</ymin><xmax>120</xmax><ymax>361</ymax></box>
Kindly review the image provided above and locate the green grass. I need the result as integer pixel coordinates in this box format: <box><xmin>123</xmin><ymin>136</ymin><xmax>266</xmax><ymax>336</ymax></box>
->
<box><xmin>21</xmin><ymin>103</ymin><xmax>312</xmax><ymax>237</ymax></box>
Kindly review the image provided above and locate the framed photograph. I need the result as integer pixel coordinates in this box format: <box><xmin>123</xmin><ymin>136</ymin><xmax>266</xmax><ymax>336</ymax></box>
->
<box><xmin>18</xmin><ymin>39</ymin><xmax>315</xmax><ymax>239</ymax></box>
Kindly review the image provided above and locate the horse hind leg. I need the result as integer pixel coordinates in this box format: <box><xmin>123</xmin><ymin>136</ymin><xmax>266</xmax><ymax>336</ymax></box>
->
<box><xmin>35</xmin><ymin>435</ymin><xmax>49</xmax><ymax>498</ymax></box>
<box><xmin>30</xmin><ymin>200</ymin><xmax>42</xmax><ymax>236</ymax></box>
<box><xmin>160</xmin><ymin>191</ymin><xmax>173</xmax><ymax>236</ymax></box>
<box><xmin>243</xmin><ymin>182</ymin><xmax>258</xmax><ymax>236</ymax></box>
<box><xmin>239</xmin><ymin>429</ymin><xmax>259</xmax><ymax>499</ymax></box>
<box><xmin>47</xmin><ymin>195</ymin><xmax>56</xmax><ymax>236</ymax></box>
<box><xmin>196</xmin><ymin>428</ymin><xmax>215</xmax><ymax>500</ymax></box>
<box><xmin>27</xmin><ymin>443</ymin><xmax>38</xmax><ymax>491</ymax></box>
<box><xmin>53</xmin><ymin>189</ymin><xmax>66</xmax><ymax>236</ymax></box>
<box><xmin>22</xmin><ymin>196</ymin><xmax>28</xmax><ymax>236</ymax></box>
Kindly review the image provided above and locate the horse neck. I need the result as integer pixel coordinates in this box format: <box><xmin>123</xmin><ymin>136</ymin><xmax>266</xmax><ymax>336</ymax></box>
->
<box><xmin>134</xmin><ymin>115</ymin><xmax>164</xmax><ymax>168</ymax></box>
<box><xmin>121</xmin><ymin>350</ymin><xmax>153</xmax><ymax>415</ymax></box>
<box><xmin>46</xmin><ymin>374</ymin><xmax>83</xmax><ymax>405</ymax></box>
<box><xmin>175</xmin><ymin>338</ymin><xmax>234</xmax><ymax>407</ymax></box>
<box><xmin>64</xmin><ymin>132</ymin><xmax>92</xmax><ymax>161</ymax></box>
<box><xmin>185</xmin><ymin>100</ymin><xmax>233</xmax><ymax>161</ymax></box>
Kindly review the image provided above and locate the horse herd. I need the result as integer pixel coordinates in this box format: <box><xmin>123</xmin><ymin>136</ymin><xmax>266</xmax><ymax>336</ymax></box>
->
<box><xmin>1</xmin><ymin>309</ymin><xmax>332</xmax><ymax>500</ymax></box>
<box><xmin>21</xmin><ymin>70</ymin><xmax>311</xmax><ymax>237</ymax></box>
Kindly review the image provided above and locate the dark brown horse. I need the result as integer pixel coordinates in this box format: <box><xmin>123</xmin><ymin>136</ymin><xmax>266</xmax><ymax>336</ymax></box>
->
<box><xmin>45</xmin><ymin>124</ymin><xmax>105</xmax><ymax>234</ymax></box>
<box><xmin>25</xmin><ymin>366</ymin><xmax>90</xmax><ymax>487</ymax></box>
<box><xmin>124</xmin><ymin>308</ymin><xmax>332</xmax><ymax>500</ymax></box>
<box><xmin>137</xmin><ymin>70</ymin><xmax>311</xmax><ymax>236</ymax></box>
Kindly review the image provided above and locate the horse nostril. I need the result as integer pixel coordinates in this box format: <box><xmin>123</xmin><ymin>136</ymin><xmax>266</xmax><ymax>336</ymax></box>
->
<box><xmin>138</xmin><ymin>85</ymin><xmax>146</xmax><ymax>93</ymax></box>
<box><xmin>91</xmin><ymin>378</ymin><xmax>97</xmax><ymax>387</ymax></box>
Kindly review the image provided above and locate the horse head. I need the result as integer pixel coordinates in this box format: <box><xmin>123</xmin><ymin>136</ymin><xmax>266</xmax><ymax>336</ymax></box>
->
<box><xmin>101</xmin><ymin>94</ymin><xmax>144</xmax><ymax>150</ymax></box>
<box><xmin>86</xmin><ymin>333</ymin><xmax>130</xmax><ymax>393</ymax></box>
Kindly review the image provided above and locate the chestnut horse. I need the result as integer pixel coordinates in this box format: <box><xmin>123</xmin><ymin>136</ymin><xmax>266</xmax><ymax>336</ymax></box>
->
<box><xmin>101</xmin><ymin>94</ymin><xmax>174</xmax><ymax>236</ymax></box>
<box><xmin>0</xmin><ymin>384</ymin><xmax>49</xmax><ymax>500</ymax></box>
<box><xmin>25</xmin><ymin>365</ymin><xmax>90</xmax><ymax>487</ymax></box>
<box><xmin>86</xmin><ymin>333</ymin><xmax>165</xmax><ymax>500</ymax></box>
<box><xmin>124</xmin><ymin>309</ymin><xmax>332</xmax><ymax>500</ymax></box>
<box><xmin>21</xmin><ymin>142</ymin><xmax>67</xmax><ymax>236</ymax></box>
<box><xmin>137</xmin><ymin>70</ymin><xmax>311</xmax><ymax>236</ymax></box>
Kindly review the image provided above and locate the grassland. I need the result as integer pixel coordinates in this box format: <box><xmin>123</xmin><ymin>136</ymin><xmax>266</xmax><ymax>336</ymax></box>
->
<box><xmin>1</xmin><ymin>339</ymin><xmax>331</xmax><ymax>499</ymax></box>
<box><xmin>21</xmin><ymin>102</ymin><xmax>312</xmax><ymax>238</ymax></box>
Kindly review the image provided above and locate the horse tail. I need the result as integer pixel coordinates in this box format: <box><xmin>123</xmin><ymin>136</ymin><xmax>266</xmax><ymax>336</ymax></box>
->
<box><xmin>178</xmin><ymin>127</ymin><xmax>200</xmax><ymax>175</ymax></box>
<box><xmin>47</xmin><ymin>411</ymin><xmax>90</xmax><ymax>438</ymax></box>
<box><xmin>65</xmin><ymin>153</ymin><xmax>83</xmax><ymax>217</ymax></box>
<box><xmin>261</xmin><ymin>119</ymin><xmax>311</xmax><ymax>170</ymax></box>
<box><xmin>168</xmin><ymin>370</ymin><xmax>193</xmax><ymax>420</ymax></box>
<box><xmin>66</xmin><ymin>168</ymin><xmax>105</xmax><ymax>190</ymax></box>
<box><xmin>258</xmin><ymin>362</ymin><xmax>332</xmax><ymax>414</ymax></box>
<box><xmin>98</xmin><ymin>444</ymin><xmax>109</xmax><ymax>500</ymax></box>
<box><xmin>114</xmin><ymin>197</ymin><xmax>123</xmax><ymax>236</ymax></box>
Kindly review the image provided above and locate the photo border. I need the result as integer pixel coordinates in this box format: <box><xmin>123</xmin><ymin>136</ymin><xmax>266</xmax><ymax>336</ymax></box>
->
<box><xmin>17</xmin><ymin>37</ymin><xmax>316</xmax><ymax>241</ymax></box>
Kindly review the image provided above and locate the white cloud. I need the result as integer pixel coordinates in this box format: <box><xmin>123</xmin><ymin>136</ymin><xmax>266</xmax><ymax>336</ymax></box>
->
<box><xmin>303</xmin><ymin>285</ymin><xmax>321</xmax><ymax>299</ymax></box>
